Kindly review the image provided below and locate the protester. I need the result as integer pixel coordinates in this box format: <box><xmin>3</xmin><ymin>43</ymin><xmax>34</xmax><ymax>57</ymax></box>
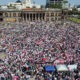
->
<box><xmin>0</xmin><ymin>21</ymin><xmax>80</xmax><ymax>80</ymax></box>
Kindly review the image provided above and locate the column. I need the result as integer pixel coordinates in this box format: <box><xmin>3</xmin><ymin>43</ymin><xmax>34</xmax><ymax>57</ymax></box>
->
<box><xmin>44</xmin><ymin>12</ymin><xmax>46</xmax><ymax>21</ymax></box>
<box><xmin>38</xmin><ymin>13</ymin><xmax>40</xmax><ymax>20</ymax></box>
<box><xmin>42</xmin><ymin>13</ymin><xmax>43</xmax><ymax>21</ymax></box>
<box><xmin>40</xmin><ymin>13</ymin><xmax>41</xmax><ymax>21</ymax></box>
<box><xmin>54</xmin><ymin>12</ymin><xmax>56</xmax><ymax>21</ymax></box>
<box><xmin>36</xmin><ymin>13</ymin><xmax>38</xmax><ymax>21</ymax></box>
<box><xmin>25</xmin><ymin>13</ymin><xmax>26</xmax><ymax>21</ymax></box>
<box><xmin>32</xmin><ymin>13</ymin><xmax>33</xmax><ymax>21</ymax></box>
<box><xmin>29</xmin><ymin>13</ymin><xmax>30</xmax><ymax>21</ymax></box>
<box><xmin>24</xmin><ymin>13</ymin><xmax>25</xmax><ymax>21</ymax></box>
<box><xmin>37</xmin><ymin>13</ymin><xmax>38</xmax><ymax>21</ymax></box>
<box><xmin>43</xmin><ymin>13</ymin><xmax>45</xmax><ymax>20</ymax></box>
<box><xmin>41</xmin><ymin>13</ymin><xmax>42</xmax><ymax>20</ymax></box>
<box><xmin>22</xmin><ymin>13</ymin><xmax>24</xmax><ymax>21</ymax></box>
<box><xmin>34</xmin><ymin>14</ymin><xmax>35</xmax><ymax>21</ymax></box>
<box><xmin>30</xmin><ymin>13</ymin><xmax>32</xmax><ymax>21</ymax></box>
<box><xmin>35</xmin><ymin>13</ymin><xmax>37</xmax><ymax>21</ymax></box>
<box><xmin>26</xmin><ymin>14</ymin><xmax>27</xmax><ymax>21</ymax></box>
<box><xmin>33</xmin><ymin>14</ymin><xmax>35</xmax><ymax>21</ymax></box>
<box><xmin>29</xmin><ymin>13</ymin><xmax>31</xmax><ymax>21</ymax></box>
<box><xmin>49</xmin><ymin>12</ymin><xmax>51</xmax><ymax>21</ymax></box>
<box><xmin>27</xmin><ymin>13</ymin><xmax>29</xmax><ymax>21</ymax></box>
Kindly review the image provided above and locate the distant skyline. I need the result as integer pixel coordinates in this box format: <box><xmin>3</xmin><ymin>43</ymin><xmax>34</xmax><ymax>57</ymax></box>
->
<box><xmin>0</xmin><ymin>0</ymin><xmax>80</xmax><ymax>5</ymax></box>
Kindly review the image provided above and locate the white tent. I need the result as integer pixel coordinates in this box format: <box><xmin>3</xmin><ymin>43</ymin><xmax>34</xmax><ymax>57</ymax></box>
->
<box><xmin>68</xmin><ymin>64</ymin><xmax>77</xmax><ymax>71</ymax></box>
<box><xmin>54</xmin><ymin>59</ymin><xmax>65</xmax><ymax>64</ymax></box>
<box><xmin>56</xmin><ymin>64</ymin><xmax>68</xmax><ymax>71</ymax></box>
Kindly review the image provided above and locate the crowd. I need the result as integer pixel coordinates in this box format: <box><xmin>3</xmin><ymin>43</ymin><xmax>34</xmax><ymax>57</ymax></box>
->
<box><xmin>0</xmin><ymin>21</ymin><xmax>80</xmax><ymax>80</ymax></box>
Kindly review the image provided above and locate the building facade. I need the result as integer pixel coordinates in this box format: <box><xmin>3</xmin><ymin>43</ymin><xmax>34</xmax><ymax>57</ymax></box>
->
<box><xmin>8</xmin><ymin>0</ymin><xmax>40</xmax><ymax>10</ymax></box>
<box><xmin>0</xmin><ymin>8</ymin><xmax>67</xmax><ymax>22</ymax></box>
<box><xmin>0</xmin><ymin>10</ymin><xmax>22</xmax><ymax>22</ymax></box>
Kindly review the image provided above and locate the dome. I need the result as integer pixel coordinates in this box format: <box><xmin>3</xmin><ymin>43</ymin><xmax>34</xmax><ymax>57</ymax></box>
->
<box><xmin>16</xmin><ymin>0</ymin><xmax>21</xmax><ymax>3</ymax></box>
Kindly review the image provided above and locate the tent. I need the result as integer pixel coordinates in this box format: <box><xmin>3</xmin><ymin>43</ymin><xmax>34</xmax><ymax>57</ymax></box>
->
<box><xmin>56</xmin><ymin>64</ymin><xmax>68</xmax><ymax>71</ymax></box>
<box><xmin>54</xmin><ymin>59</ymin><xmax>65</xmax><ymax>64</ymax></box>
<box><xmin>68</xmin><ymin>64</ymin><xmax>77</xmax><ymax>71</ymax></box>
<box><xmin>44</xmin><ymin>65</ymin><xmax>55</xmax><ymax>71</ymax></box>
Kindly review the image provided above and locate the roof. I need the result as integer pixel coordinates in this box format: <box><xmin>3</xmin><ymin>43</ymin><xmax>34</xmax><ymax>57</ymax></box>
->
<box><xmin>0</xmin><ymin>9</ymin><xmax>21</xmax><ymax>12</ymax></box>
<box><xmin>22</xmin><ymin>8</ymin><xmax>61</xmax><ymax>12</ymax></box>
<box><xmin>0</xmin><ymin>8</ymin><xmax>62</xmax><ymax>12</ymax></box>
<box><xmin>22</xmin><ymin>8</ymin><xmax>42</xmax><ymax>10</ymax></box>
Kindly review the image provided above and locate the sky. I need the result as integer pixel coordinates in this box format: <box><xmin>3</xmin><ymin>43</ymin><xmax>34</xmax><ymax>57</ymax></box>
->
<box><xmin>0</xmin><ymin>0</ymin><xmax>80</xmax><ymax>5</ymax></box>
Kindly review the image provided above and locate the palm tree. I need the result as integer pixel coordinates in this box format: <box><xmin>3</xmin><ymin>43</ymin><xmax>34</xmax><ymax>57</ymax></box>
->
<box><xmin>62</xmin><ymin>0</ymin><xmax>68</xmax><ymax>8</ymax></box>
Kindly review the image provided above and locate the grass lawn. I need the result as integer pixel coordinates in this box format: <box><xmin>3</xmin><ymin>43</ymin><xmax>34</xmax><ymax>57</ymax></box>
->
<box><xmin>69</xmin><ymin>17</ymin><xmax>80</xmax><ymax>24</ymax></box>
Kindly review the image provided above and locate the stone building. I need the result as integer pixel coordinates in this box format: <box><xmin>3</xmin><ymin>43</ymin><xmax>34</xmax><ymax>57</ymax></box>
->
<box><xmin>0</xmin><ymin>8</ymin><xmax>67</xmax><ymax>22</ymax></box>
<box><xmin>0</xmin><ymin>9</ymin><xmax>22</xmax><ymax>22</ymax></box>
<box><xmin>8</xmin><ymin>0</ymin><xmax>40</xmax><ymax>10</ymax></box>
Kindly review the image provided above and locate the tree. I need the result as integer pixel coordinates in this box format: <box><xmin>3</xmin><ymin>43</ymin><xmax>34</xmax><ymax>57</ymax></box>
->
<box><xmin>41</xmin><ymin>5</ymin><xmax>45</xmax><ymax>9</ymax></box>
<box><xmin>7</xmin><ymin>4</ymin><xmax>13</xmax><ymax>9</ymax></box>
<box><xmin>77</xmin><ymin>5</ymin><xmax>80</xmax><ymax>8</ymax></box>
<box><xmin>49</xmin><ymin>3</ymin><xmax>62</xmax><ymax>9</ymax></box>
<box><xmin>10</xmin><ymin>4</ymin><xmax>12</xmax><ymax>7</ymax></box>
<box><xmin>49</xmin><ymin>0</ymin><xmax>68</xmax><ymax>9</ymax></box>
<box><xmin>63</xmin><ymin>0</ymin><xmax>68</xmax><ymax>4</ymax></box>
<box><xmin>63</xmin><ymin>0</ymin><xmax>68</xmax><ymax>8</ymax></box>
<box><xmin>13</xmin><ymin>6</ymin><xmax>16</xmax><ymax>9</ymax></box>
<box><xmin>32</xmin><ymin>6</ymin><xmax>36</xmax><ymax>8</ymax></box>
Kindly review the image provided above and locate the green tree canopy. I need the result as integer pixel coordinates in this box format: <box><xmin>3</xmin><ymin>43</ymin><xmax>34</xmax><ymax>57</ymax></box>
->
<box><xmin>49</xmin><ymin>0</ymin><xmax>68</xmax><ymax>9</ymax></box>
<box><xmin>41</xmin><ymin>5</ymin><xmax>45</xmax><ymax>8</ymax></box>
<box><xmin>49</xmin><ymin>3</ymin><xmax>62</xmax><ymax>9</ymax></box>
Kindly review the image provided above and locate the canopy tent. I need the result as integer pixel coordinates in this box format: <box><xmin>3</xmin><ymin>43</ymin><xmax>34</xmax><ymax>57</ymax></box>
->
<box><xmin>56</xmin><ymin>64</ymin><xmax>68</xmax><ymax>71</ymax></box>
<box><xmin>54</xmin><ymin>59</ymin><xmax>65</xmax><ymax>64</ymax></box>
<box><xmin>68</xmin><ymin>64</ymin><xmax>77</xmax><ymax>71</ymax></box>
<box><xmin>44</xmin><ymin>65</ymin><xmax>55</xmax><ymax>71</ymax></box>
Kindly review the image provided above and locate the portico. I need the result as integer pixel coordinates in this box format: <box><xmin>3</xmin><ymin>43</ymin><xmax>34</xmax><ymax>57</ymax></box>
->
<box><xmin>22</xmin><ymin>10</ymin><xmax>45</xmax><ymax>21</ymax></box>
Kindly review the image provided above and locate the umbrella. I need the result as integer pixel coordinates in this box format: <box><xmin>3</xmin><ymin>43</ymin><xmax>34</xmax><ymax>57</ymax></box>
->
<box><xmin>54</xmin><ymin>59</ymin><xmax>65</xmax><ymax>64</ymax></box>
<box><xmin>12</xmin><ymin>76</ymin><xmax>18</xmax><ymax>79</ymax></box>
<box><xmin>68</xmin><ymin>64</ymin><xmax>77</xmax><ymax>71</ymax></box>
<box><xmin>44</xmin><ymin>65</ymin><xmax>55</xmax><ymax>71</ymax></box>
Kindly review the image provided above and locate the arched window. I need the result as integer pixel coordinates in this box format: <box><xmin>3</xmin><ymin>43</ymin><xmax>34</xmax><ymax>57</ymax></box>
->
<box><xmin>0</xmin><ymin>13</ymin><xmax>3</xmax><ymax>16</ymax></box>
<box><xmin>46</xmin><ymin>13</ymin><xmax>49</xmax><ymax>17</ymax></box>
<box><xmin>10</xmin><ymin>13</ymin><xmax>11</xmax><ymax>17</ymax></box>
<box><xmin>5</xmin><ymin>13</ymin><xmax>8</xmax><ymax>17</ymax></box>
<box><xmin>18</xmin><ymin>13</ymin><xmax>21</xmax><ymax>17</ymax></box>
<box><xmin>51</xmin><ymin>13</ymin><xmax>54</xmax><ymax>16</ymax></box>
<box><xmin>13</xmin><ymin>13</ymin><xmax>16</xmax><ymax>17</ymax></box>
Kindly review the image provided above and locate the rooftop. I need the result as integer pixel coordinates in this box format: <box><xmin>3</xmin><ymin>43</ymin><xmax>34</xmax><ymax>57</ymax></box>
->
<box><xmin>22</xmin><ymin>8</ymin><xmax>61</xmax><ymax>11</ymax></box>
